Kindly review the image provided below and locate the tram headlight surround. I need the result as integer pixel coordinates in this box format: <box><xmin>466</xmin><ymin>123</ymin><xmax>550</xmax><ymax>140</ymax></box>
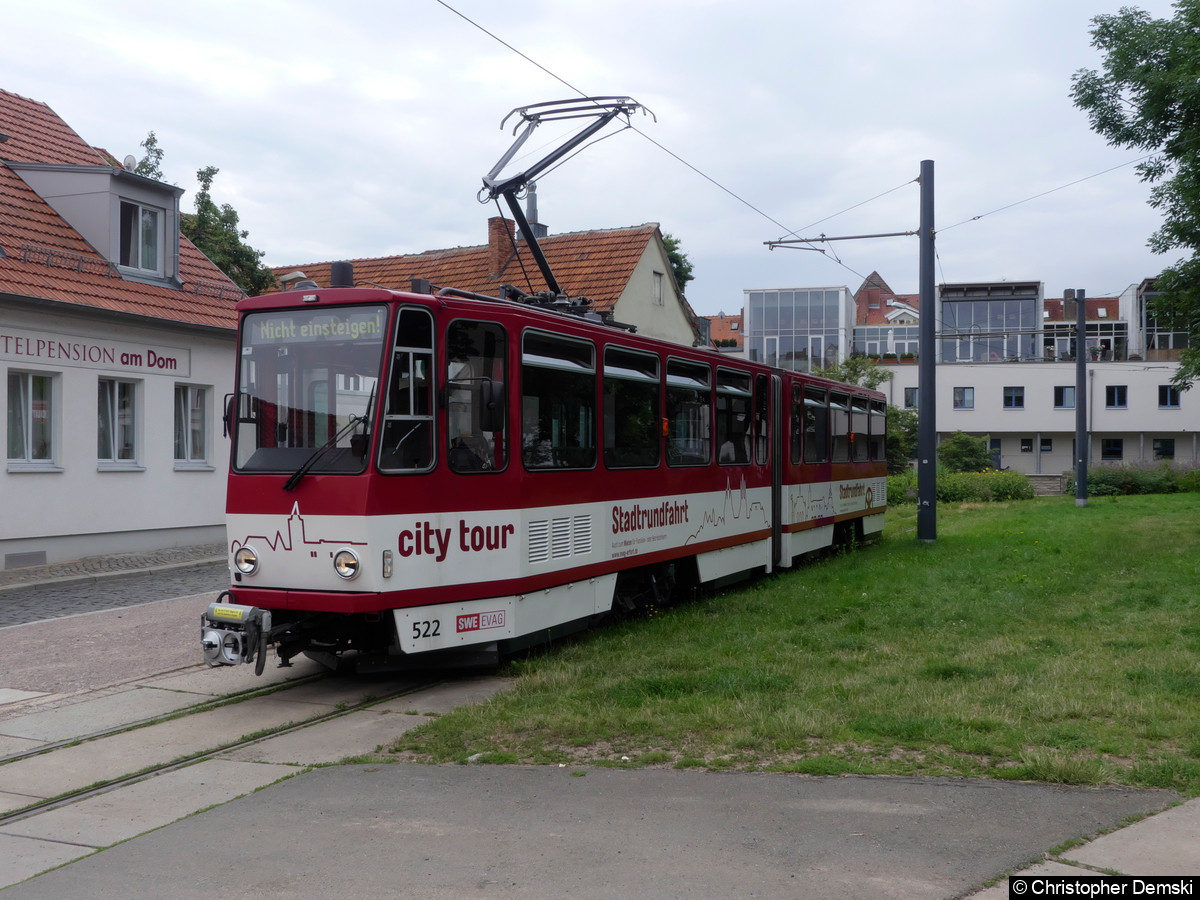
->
<box><xmin>333</xmin><ymin>549</ymin><xmax>361</xmax><ymax>580</ymax></box>
<box><xmin>234</xmin><ymin>546</ymin><xmax>259</xmax><ymax>575</ymax></box>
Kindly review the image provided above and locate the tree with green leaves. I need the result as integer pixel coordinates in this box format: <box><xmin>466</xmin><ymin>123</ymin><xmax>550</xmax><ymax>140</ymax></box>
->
<box><xmin>885</xmin><ymin>405</ymin><xmax>918</xmax><ymax>475</ymax></box>
<box><xmin>1071</xmin><ymin>3</ymin><xmax>1200</xmax><ymax>388</ymax></box>
<box><xmin>661</xmin><ymin>232</ymin><xmax>694</xmax><ymax>292</ymax></box>
<box><xmin>181</xmin><ymin>165</ymin><xmax>276</xmax><ymax>296</ymax></box>
<box><xmin>936</xmin><ymin>430</ymin><xmax>992</xmax><ymax>473</ymax></box>
<box><xmin>133</xmin><ymin>132</ymin><xmax>275</xmax><ymax>296</ymax></box>
<box><xmin>813</xmin><ymin>355</ymin><xmax>894</xmax><ymax>391</ymax></box>
<box><xmin>133</xmin><ymin>131</ymin><xmax>165</xmax><ymax>181</ymax></box>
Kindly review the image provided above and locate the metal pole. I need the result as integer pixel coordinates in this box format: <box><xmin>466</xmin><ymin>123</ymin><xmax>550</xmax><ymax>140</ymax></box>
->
<box><xmin>1073</xmin><ymin>288</ymin><xmax>1088</xmax><ymax>506</ymax></box>
<box><xmin>916</xmin><ymin>160</ymin><xmax>937</xmax><ymax>542</ymax></box>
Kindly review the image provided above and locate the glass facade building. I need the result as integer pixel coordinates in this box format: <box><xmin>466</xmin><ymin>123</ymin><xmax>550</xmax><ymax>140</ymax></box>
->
<box><xmin>744</xmin><ymin>287</ymin><xmax>854</xmax><ymax>372</ymax></box>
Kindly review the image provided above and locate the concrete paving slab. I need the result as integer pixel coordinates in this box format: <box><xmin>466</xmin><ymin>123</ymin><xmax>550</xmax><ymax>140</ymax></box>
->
<box><xmin>140</xmin><ymin>658</ymin><xmax>325</xmax><ymax>695</ymax></box>
<box><xmin>0</xmin><ymin>689</ymin><xmax>48</xmax><ymax>706</ymax></box>
<box><xmin>0</xmin><ymin>789</ymin><xmax>43</xmax><ymax>815</ymax></box>
<box><xmin>222</xmin><ymin>709</ymin><xmax>432</xmax><ymax>765</ymax></box>
<box><xmin>259</xmin><ymin>675</ymin><xmax>394</xmax><ymax>710</ymax></box>
<box><xmin>3</xmin><ymin>759</ymin><xmax>290</xmax><ymax>849</ymax></box>
<box><xmin>0</xmin><ymin>686</ymin><xmax>202</xmax><ymax>742</ymax></box>
<box><xmin>0</xmin><ymin>832</ymin><xmax>95</xmax><ymax>891</ymax></box>
<box><xmin>0</xmin><ymin>694</ymin><xmax>346</xmax><ymax>799</ymax></box>
<box><xmin>0</xmin><ymin>769</ymin><xmax>1174</xmax><ymax>900</ymax></box>
<box><xmin>1062</xmin><ymin>797</ymin><xmax>1200</xmax><ymax>875</ymax></box>
<box><xmin>963</xmin><ymin>861</ymin><xmax>1098</xmax><ymax>900</ymax></box>
<box><xmin>372</xmin><ymin>674</ymin><xmax>515</xmax><ymax>715</ymax></box>
<box><xmin>0</xmin><ymin>733</ymin><xmax>45</xmax><ymax>758</ymax></box>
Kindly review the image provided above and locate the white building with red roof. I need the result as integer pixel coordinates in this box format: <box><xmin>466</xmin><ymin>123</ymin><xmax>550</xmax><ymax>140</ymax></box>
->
<box><xmin>1</xmin><ymin>88</ymin><xmax>243</xmax><ymax>567</ymax></box>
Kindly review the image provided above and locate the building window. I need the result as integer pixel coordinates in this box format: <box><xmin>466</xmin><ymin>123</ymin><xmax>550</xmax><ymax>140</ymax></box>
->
<box><xmin>98</xmin><ymin>378</ymin><xmax>138</xmax><ymax>464</ymax></box>
<box><xmin>1101</xmin><ymin>438</ymin><xmax>1123</xmax><ymax>461</ymax></box>
<box><xmin>7</xmin><ymin>371</ymin><xmax>55</xmax><ymax>464</ymax></box>
<box><xmin>1159</xmin><ymin>385</ymin><xmax>1181</xmax><ymax>408</ymax></box>
<box><xmin>1154</xmin><ymin>438</ymin><xmax>1175</xmax><ymax>460</ymax></box>
<box><xmin>1020</xmin><ymin>438</ymin><xmax>1033</xmax><ymax>453</ymax></box>
<box><xmin>1041</xmin><ymin>438</ymin><xmax>1053</xmax><ymax>453</ymax></box>
<box><xmin>1106</xmin><ymin>385</ymin><xmax>1128</xmax><ymax>408</ymax></box>
<box><xmin>1054</xmin><ymin>386</ymin><xmax>1075</xmax><ymax>409</ymax></box>
<box><xmin>953</xmin><ymin>387</ymin><xmax>974</xmax><ymax>409</ymax></box>
<box><xmin>174</xmin><ymin>385</ymin><xmax>208</xmax><ymax>465</ymax></box>
<box><xmin>1003</xmin><ymin>386</ymin><xmax>1025</xmax><ymax>409</ymax></box>
<box><xmin>904</xmin><ymin>387</ymin><xmax>918</xmax><ymax>409</ymax></box>
<box><xmin>652</xmin><ymin>271</ymin><xmax>665</xmax><ymax>306</ymax></box>
<box><xmin>119</xmin><ymin>200</ymin><xmax>161</xmax><ymax>273</ymax></box>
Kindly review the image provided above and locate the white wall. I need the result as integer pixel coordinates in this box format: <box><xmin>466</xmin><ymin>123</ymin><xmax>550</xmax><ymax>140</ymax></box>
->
<box><xmin>2</xmin><ymin>304</ymin><xmax>233</xmax><ymax>565</ymax></box>
<box><xmin>879</xmin><ymin>361</ymin><xmax>1197</xmax><ymax>474</ymax></box>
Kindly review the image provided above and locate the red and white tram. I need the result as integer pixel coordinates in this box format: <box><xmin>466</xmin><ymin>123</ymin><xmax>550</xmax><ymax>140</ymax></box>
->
<box><xmin>201</xmin><ymin>274</ymin><xmax>888</xmax><ymax>674</ymax></box>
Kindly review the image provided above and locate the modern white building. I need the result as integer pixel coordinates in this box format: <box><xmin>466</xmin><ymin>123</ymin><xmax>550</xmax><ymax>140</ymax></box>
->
<box><xmin>736</xmin><ymin>274</ymin><xmax>1197</xmax><ymax>477</ymax></box>
<box><xmin>1</xmin><ymin>88</ymin><xmax>242</xmax><ymax>568</ymax></box>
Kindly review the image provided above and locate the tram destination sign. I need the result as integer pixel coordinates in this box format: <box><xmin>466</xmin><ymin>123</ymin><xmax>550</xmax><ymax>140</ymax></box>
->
<box><xmin>247</xmin><ymin>308</ymin><xmax>386</xmax><ymax>346</ymax></box>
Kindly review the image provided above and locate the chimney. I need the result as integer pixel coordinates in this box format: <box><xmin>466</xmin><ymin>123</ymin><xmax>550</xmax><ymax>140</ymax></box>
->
<box><xmin>524</xmin><ymin>181</ymin><xmax>549</xmax><ymax>240</ymax></box>
<box><xmin>488</xmin><ymin>216</ymin><xmax>515</xmax><ymax>278</ymax></box>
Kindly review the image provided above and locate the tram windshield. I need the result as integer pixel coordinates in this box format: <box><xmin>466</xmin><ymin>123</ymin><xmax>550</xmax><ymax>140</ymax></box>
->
<box><xmin>233</xmin><ymin>305</ymin><xmax>387</xmax><ymax>473</ymax></box>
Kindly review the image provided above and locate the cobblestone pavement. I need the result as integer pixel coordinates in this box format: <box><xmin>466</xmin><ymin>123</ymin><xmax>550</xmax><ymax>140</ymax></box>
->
<box><xmin>0</xmin><ymin>543</ymin><xmax>228</xmax><ymax>628</ymax></box>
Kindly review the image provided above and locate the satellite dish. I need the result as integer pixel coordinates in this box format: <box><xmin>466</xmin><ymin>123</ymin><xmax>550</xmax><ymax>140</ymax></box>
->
<box><xmin>123</xmin><ymin>154</ymin><xmax>137</xmax><ymax>171</ymax></box>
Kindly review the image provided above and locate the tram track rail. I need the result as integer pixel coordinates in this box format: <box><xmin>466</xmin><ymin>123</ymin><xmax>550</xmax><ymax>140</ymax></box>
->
<box><xmin>0</xmin><ymin>674</ymin><xmax>443</xmax><ymax>829</ymax></box>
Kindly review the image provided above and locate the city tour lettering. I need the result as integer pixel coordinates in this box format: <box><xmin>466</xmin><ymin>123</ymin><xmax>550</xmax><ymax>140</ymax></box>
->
<box><xmin>397</xmin><ymin>519</ymin><xmax>516</xmax><ymax>563</ymax></box>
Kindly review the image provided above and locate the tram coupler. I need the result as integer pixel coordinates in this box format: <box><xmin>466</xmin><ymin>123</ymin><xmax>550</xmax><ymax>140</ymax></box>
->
<box><xmin>201</xmin><ymin>595</ymin><xmax>271</xmax><ymax>671</ymax></box>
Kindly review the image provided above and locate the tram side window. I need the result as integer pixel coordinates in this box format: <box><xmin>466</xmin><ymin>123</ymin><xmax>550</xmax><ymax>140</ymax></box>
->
<box><xmin>379</xmin><ymin>308</ymin><xmax>435</xmax><ymax>472</ymax></box>
<box><xmin>851</xmin><ymin>397</ymin><xmax>870</xmax><ymax>462</ymax></box>
<box><xmin>716</xmin><ymin>368</ymin><xmax>752</xmax><ymax>464</ymax></box>
<box><xmin>446</xmin><ymin>320</ymin><xmax>508</xmax><ymax>473</ymax></box>
<box><xmin>790</xmin><ymin>385</ymin><xmax>803</xmax><ymax>465</ymax></box>
<box><xmin>522</xmin><ymin>331</ymin><xmax>596</xmax><ymax>470</ymax></box>
<box><xmin>755</xmin><ymin>374</ymin><xmax>769</xmax><ymax>465</ymax></box>
<box><xmin>603</xmin><ymin>346</ymin><xmax>660</xmax><ymax>468</ymax></box>
<box><xmin>803</xmin><ymin>386</ymin><xmax>829</xmax><ymax>464</ymax></box>
<box><xmin>831</xmin><ymin>392</ymin><xmax>851</xmax><ymax>462</ymax></box>
<box><xmin>869</xmin><ymin>399</ymin><xmax>887</xmax><ymax>461</ymax></box>
<box><xmin>666</xmin><ymin>359</ymin><xmax>711</xmax><ymax>466</ymax></box>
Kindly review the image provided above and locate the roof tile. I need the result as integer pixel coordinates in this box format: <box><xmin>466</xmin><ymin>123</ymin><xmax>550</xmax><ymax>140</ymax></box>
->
<box><xmin>0</xmin><ymin>88</ymin><xmax>242</xmax><ymax>331</ymax></box>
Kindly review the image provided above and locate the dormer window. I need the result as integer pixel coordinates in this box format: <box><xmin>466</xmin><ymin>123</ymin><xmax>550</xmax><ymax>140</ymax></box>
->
<box><xmin>119</xmin><ymin>201</ymin><xmax>161</xmax><ymax>274</ymax></box>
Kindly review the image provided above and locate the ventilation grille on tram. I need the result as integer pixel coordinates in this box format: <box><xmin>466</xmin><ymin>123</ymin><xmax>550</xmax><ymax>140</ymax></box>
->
<box><xmin>528</xmin><ymin>515</ymin><xmax>593</xmax><ymax>564</ymax></box>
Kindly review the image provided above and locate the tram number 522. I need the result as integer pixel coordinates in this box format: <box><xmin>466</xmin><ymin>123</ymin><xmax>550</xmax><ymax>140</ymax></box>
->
<box><xmin>411</xmin><ymin>620</ymin><xmax>441</xmax><ymax>640</ymax></box>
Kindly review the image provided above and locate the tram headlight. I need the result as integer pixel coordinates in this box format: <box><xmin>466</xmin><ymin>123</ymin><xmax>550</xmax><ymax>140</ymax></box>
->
<box><xmin>234</xmin><ymin>546</ymin><xmax>259</xmax><ymax>575</ymax></box>
<box><xmin>333</xmin><ymin>548</ymin><xmax>361</xmax><ymax>580</ymax></box>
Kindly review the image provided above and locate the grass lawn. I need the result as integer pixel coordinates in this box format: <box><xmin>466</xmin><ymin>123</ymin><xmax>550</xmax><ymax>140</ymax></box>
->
<box><xmin>383</xmin><ymin>494</ymin><xmax>1200</xmax><ymax>794</ymax></box>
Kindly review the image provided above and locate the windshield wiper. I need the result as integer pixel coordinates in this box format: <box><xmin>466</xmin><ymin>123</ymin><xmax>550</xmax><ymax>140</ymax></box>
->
<box><xmin>282</xmin><ymin>415</ymin><xmax>367</xmax><ymax>492</ymax></box>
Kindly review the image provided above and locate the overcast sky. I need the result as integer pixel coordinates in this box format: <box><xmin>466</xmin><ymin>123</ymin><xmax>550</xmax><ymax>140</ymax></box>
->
<box><xmin>2</xmin><ymin>0</ymin><xmax>1181</xmax><ymax>314</ymax></box>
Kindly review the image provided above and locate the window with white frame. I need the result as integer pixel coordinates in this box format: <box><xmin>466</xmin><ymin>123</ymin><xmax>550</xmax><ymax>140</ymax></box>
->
<box><xmin>952</xmin><ymin>386</ymin><xmax>974</xmax><ymax>409</ymax></box>
<box><xmin>7</xmin><ymin>371</ymin><xmax>55</xmax><ymax>464</ymax></box>
<box><xmin>119</xmin><ymin>200</ymin><xmax>162</xmax><ymax>273</ymax></box>
<box><xmin>174</xmin><ymin>385</ymin><xmax>208</xmax><ymax>465</ymax></box>
<box><xmin>98</xmin><ymin>378</ymin><xmax>138</xmax><ymax>463</ymax></box>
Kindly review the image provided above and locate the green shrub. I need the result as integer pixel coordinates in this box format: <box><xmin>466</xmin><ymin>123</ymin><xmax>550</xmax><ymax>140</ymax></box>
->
<box><xmin>1066</xmin><ymin>463</ymin><xmax>1200</xmax><ymax>497</ymax></box>
<box><xmin>886</xmin><ymin>468</ymin><xmax>1035</xmax><ymax>504</ymax></box>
